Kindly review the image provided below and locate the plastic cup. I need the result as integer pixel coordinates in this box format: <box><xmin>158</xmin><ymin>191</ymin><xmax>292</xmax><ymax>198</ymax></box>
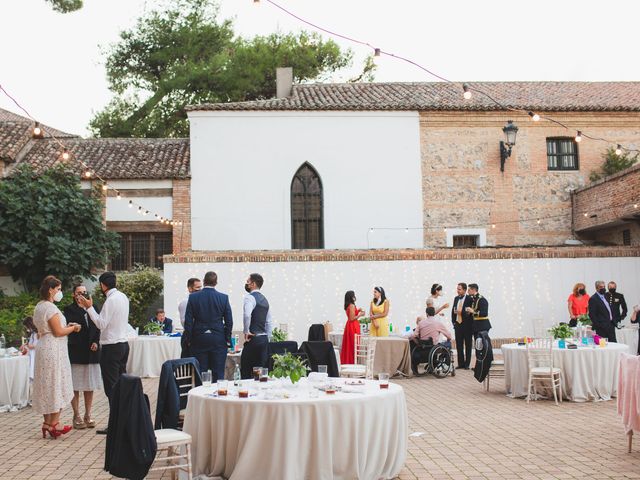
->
<box><xmin>379</xmin><ymin>372</ymin><xmax>390</xmax><ymax>389</ymax></box>
<box><xmin>318</xmin><ymin>365</ymin><xmax>327</xmax><ymax>374</ymax></box>
<box><xmin>202</xmin><ymin>370</ymin><xmax>212</xmax><ymax>387</ymax></box>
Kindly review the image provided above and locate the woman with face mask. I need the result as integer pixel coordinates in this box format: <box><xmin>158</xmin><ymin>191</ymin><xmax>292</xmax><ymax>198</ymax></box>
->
<box><xmin>31</xmin><ymin>275</ymin><xmax>81</xmax><ymax>439</ymax></box>
<box><xmin>568</xmin><ymin>282</ymin><xmax>590</xmax><ymax>327</ymax></box>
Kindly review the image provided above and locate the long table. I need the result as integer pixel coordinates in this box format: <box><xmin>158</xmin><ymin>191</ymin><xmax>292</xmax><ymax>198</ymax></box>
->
<box><xmin>0</xmin><ymin>355</ymin><xmax>30</xmax><ymax>412</ymax></box>
<box><xmin>183</xmin><ymin>378</ymin><xmax>407</xmax><ymax>479</ymax></box>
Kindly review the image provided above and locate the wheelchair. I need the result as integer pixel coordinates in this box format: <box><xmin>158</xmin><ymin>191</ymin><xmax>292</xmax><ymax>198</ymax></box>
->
<box><xmin>410</xmin><ymin>338</ymin><xmax>455</xmax><ymax>378</ymax></box>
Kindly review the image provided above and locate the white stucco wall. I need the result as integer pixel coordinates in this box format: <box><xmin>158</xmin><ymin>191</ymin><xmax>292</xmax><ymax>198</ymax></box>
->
<box><xmin>188</xmin><ymin>111</ymin><xmax>423</xmax><ymax>250</ymax></box>
<box><xmin>164</xmin><ymin>256</ymin><xmax>640</xmax><ymax>343</ymax></box>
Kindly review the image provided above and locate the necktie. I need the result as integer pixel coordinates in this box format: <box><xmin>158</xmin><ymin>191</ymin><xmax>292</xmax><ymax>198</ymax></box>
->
<box><xmin>456</xmin><ymin>296</ymin><xmax>464</xmax><ymax>324</ymax></box>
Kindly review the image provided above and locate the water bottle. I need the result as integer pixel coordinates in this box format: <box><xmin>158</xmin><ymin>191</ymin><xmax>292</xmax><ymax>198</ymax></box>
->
<box><xmin>234</xmin><ymin>334</ymin><xmax>240</xmax><ymax>352</ymax></box>
<box><xmin>233</xmin><ymin>364</ymin><xmax>241</xmax><ymax>386</ymax></box>
<box><xmin>0</xmin><ymin>334</ymin><xmax>5</xmax><ymax>357</ymax></box>
<box><xmin>389</xmin><ymin>322</ymin><xmax>393</xmax><ymax>333</ymax></box>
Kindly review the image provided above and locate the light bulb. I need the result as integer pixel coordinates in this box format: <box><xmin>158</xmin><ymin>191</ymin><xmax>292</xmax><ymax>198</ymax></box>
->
<box><xmin>491</xmin><ymin>224</ymin><xmax>496</xmax><ymax>229</ymax></box>
<box><xmin>128</xmin><ymin>200</ymin><xmax>133</xmax><ymax>208</ymax></box>
<box><xmin>528</xmin><ymin>111</ymin><xmax>540</xmax><ymax>122</ymax></box>
<box><xmin>137</xmin><ymin>206</ymin><xmax>143</xmax><ymax>214</ymax></box>
<box><xmin>143</xmin><ymin>210</ymin><xmax>149</xmax><ymax>216</ymax></box>
<box><xmin>575</xmin><ymin>131</ymin><xmax>582</xmax><ymax>143</ymax></box>
<box><xmin>116</xmin><ymin>192</ymin><xmax>122</xmax><ymax>200</ymax></box>
<box><xmin>61</xmin><ymin>150</ymin><xmax>70</xmax><ymax>161</ymax></box>
<box><xmin>32</xmin><ymin>122</ymin><xmax>43</xmax><ymax>138</ymax></box>
<box><xmin>84</xmin><ymin>170</ymin><xmax>92</xmax><ymax>179</ymax></box>
<box><xmin>615</xmin><ymin>145</ymin><xmax>622</xmax><ymax>155</ymax></box>
<box><xmin>462</xmin><ymin>84</ymin><xmax>471</xmax><ymax>100</ymax></box>
<box><xmin>102</xmin><ymin>184</ymin><xmax>108</xmax><ymax>191</ymax></box>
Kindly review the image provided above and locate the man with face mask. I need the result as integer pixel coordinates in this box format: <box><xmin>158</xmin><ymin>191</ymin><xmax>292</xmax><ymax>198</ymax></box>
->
<box><xmin>77</xmin><ymin>271</ymin><xmax>130</xmax><ymax>434</ymax></box>
<box><xmin>240</xmin><ymin>273</ymin><xmax>273</xmax><ymax>379</ymax></box>
<box><xmin>588</xmin><ymin>280</ymin><xmax>616</xmax><ymax>341</ymax></box>
<box><xmin>605</xmin><ymin>281</ymin><xmax>628</xmax><ymax>329</ymax></box>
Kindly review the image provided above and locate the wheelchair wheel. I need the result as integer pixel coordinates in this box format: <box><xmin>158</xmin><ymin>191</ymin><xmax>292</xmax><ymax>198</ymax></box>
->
<box><xmin>429</xmin><ymin>344</ymin><xmax>454</xmax><ymax>378</ymax></box>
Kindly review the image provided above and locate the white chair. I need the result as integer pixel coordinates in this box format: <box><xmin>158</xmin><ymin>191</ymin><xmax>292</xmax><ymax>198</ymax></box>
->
<box><xmin>340</xmin><ymin>334</ymin><xmax>376</xmax><ymax>379</ymax></box>
<box><xmin>149</xmin><ymin>429</ymin><xmax>193</xmax><ymax>480</ymax></box>
<box><xmin>526</xmin><ymin>338</ymin><xmax>563</xmax><ymax>405</ymax></box>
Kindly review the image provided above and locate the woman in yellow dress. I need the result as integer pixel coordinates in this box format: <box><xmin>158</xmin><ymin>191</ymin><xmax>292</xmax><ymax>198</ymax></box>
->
<box><xmin>369</xmin><ymin>286</ymin><xmax>390</xmax><ymax>337</ymax></box>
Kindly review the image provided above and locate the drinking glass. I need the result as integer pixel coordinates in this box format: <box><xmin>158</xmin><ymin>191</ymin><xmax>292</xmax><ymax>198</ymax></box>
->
<box><xmin>252</xmin><ymin>366</ymin><xmax>262</xmax><ymax>381</ymax></box>
<box><xmin>217</xmin><ymin>380</ymin><xmax>228</xmax><ymax>396</ymax></box>
<box><xmin>378</xmin><ymin>372</ymin><xmax>390</xmax><ymax>389</ymax></box>
<box><xmin>202</xmin><ymin>370</ymin><xmax>212</xmax><ymax>387</ymax></box>
<box><xmin>318</xmin><ymin>365</ymin><xmax>328</xmax><ymax>374</ymax></box>
<box><xmin>260</xmin><ymin>368</ymin><xmax>269</xmax><ymax>382</ymax></box>
<box><xmin>238</xmin><ymin>387</ymin><xmax>249</xmax><ymax>398</ymax></box>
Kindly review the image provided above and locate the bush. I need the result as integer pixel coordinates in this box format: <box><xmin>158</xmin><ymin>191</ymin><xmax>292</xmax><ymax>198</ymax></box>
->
<box><xmin>0</xmin><ymin>292</ymin><xmax>38</xmax><ymax>347</ymax></box>
<box><xmin>93</xmin><ymin>265</ymin><xmax>163</xmax><ymax>328</ymax></box>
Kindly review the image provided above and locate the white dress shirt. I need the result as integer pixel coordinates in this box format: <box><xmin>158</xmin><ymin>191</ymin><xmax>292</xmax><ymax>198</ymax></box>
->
<box><xmin>178</xmin><ymin>299</ymin><xmax>188</xmax><ymax>328</ymax></box>
<box><xmin>86</xmin><ymin>288</ymin><xmax>130</xmax><ymax>345</ymax></box>
<box><xmin>243</xmin><ymin>289</ymin><xmax>273</xmax><ymax>336</ymax></box>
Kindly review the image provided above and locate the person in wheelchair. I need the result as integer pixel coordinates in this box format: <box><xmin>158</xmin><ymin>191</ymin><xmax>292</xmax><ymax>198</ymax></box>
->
<box><xmin>409</xmin><ymin>306</ymin><xmax>452</xmax><ymax>376</ymax></box>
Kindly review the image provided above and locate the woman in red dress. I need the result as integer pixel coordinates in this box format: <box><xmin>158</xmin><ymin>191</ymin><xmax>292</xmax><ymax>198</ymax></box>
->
<box><xmin>340</xmin><ymin>291</ymin><xmax>364</xmax><ymax>365</ymax></box>
<box><xmin>568</xmin><ymin>282</ymin><xmax>590</xmax><ymax>327</ymax></box>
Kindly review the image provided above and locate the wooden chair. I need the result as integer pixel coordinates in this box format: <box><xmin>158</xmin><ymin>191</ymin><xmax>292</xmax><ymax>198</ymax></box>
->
<box><xmin>340</xmin><ymin>334</ymin><xmax>376</xmax><ymax>379</ymax></box>
<box><xmin>149</xmin><ymin>429</ymin><xmax>193</xmax><ymax>480</ymax></box>
<box><xmin>174</xmin><ymin>362</ymin><xmax>198</xmax><ymax>427</ymax></box>
<box><xmin>526</xmin><ymin>338</ymin><xmax>562</xmax><ymax>405</ymax></box>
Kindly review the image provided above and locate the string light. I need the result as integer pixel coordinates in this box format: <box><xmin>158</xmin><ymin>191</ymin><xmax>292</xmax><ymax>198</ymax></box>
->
<box><xmin>83</xmin><ymin>170</ymin><xmax>92</xmax><ymax>178</ymax></box>
<box><xmin>116</xmin><ymin>192</ymin><xmax>121</xmax><ymax>200</ymax></box>
<box><xmin>528</xmin><ymin>111</ymin><xmax>540</xmax><ymax>122</ymax></box>
<box><xmin>101</xmin><ymin>183</ymin><xmax>108</xmax><ymax>191</ymax></box>
<box><xmin>137</xmin><ymin>206</ymin><xmax>143</xmax><ymax>214</ymax></box>
<box><xmin>536</xmin><ymin>219</ymin><xmax>541</xmax><ymax>225</ymax></box>
<box><xmin>491</xmin><ymin>224</ymin><xmax>496</xmax><ymax>229</ymax></box>
<box><xmin>61</xmin><ymin>149</ymin><xmax>70</xmax><ymax>161</ymax></box>
<box><xmin>615</xmin><ymin>144</ymin><xmax>622</xmax><ymax>155</ymax></box>
<box><xmin>575</xmin><ymin>131</ymin><xmax>582</xmax><ymax>143</ymax></box>
<box><xmin>462</xmin><ymin>84</ymin><xmax>472</xmax><ymax>100</ymax></box>
<box><xmin>32</xmin><ymin>122</ymin><xmax>43</xmax><ymax>138</ymax></box>
<box><xmin>374</xmin><ymin>48</ymin><xmax>381</xmax><ymax>57</ymax></box>
<box><xmin>128</xmin><ymin>200</ymin><xmax>133</xmax><ymax>208</ymax></box>
<box><xmin>143</xmin><ymin>210</ymin><xmax>149</xmax><ymax>216</ymax></box>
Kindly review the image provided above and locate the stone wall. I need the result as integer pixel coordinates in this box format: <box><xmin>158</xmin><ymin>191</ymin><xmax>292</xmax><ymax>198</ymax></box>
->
<box><xmin>420</xmin><ymin>111</ymin><xmax>640</xmax><ymax>247</ymax></box>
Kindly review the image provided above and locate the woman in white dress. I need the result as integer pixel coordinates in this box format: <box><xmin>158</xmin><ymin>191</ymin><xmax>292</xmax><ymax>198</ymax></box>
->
<box><xmin>32</xmin><ymin>276</ymin><xmax>81</xmax><ymax>439</ymax></box>
<box><xmin>429</xmin><ymin>284</ymin><xmax>450</xmax><ymax>318</ymax></box>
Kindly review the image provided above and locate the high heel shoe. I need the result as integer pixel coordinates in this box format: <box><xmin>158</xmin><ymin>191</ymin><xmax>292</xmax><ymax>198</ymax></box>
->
<box><xmin>42</xmin><ymin>422</ymin><xmax>72</xmax><ymax>439</ymax></box>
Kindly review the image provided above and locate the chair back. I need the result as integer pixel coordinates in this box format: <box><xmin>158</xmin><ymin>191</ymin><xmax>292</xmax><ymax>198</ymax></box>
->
<box><xmin>354</xmin><ymin>334</ymin><xmax>377</xmax><ymax>379</ymax></box>
<box><xmin>267</xmin><ymin>341</ymin><xmax>299</xmax><ymax>370</ymax></box>
<box><xmin>298</xmin><ymin>341</ymin><xmax>339</xmax><ymax>377</ymax></box>
<box><xmin>526</xmin><ymin>337</ymin><xmax>554</xmax><ymax>371</ymax></box>
<box><xmin>172</xmin><ymin>361</ymin><xmax>199</xmax><ymax>408</ymax></box>
<box><xmin>308</xmin><ymin>324</ymin><xmax>326</xmax><ymax>341</ymax></box>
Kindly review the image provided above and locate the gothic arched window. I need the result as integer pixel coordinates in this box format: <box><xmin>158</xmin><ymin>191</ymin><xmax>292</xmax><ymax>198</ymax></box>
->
<box><xmin>291</xmin><ymin>163</ymin><xmax>324</xmax><ymax>249</ymax></box>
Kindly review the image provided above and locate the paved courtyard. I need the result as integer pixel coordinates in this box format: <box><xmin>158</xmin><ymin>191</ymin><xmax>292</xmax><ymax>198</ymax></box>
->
<box><xmin>0</xmin><ymin>369</ymin><xmax>638</xmax><ymax>480</ymax></box>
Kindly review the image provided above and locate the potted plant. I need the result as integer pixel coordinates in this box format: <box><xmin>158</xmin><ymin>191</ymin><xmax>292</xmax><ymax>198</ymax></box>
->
<box><xmin>577</xmin><ymin>314</ymin><xmax>591</xmax><ymax>326</ymax></box>
<box><xmin>143</xmin><ymin>322</ymin><xmax>163</xmax><ymax>335</ymax></box>
<box><xmin>358</xmin><ymin>316</ymin><xmax>371</xmax><ymax>333</ymax></box>
<box><xmin>548</xmin><ymin>323</ymin><xmax>573</xmax><ymax>340</ymax></box>
<box><xmin>270</xmin><ymin>351</ymin><xmax>309</xmax><ymax>384</ymax></box>
<box><xmin>271</xmin><ymin>327</ymin><xmax>287</xmax><ymax>343</ymax></box>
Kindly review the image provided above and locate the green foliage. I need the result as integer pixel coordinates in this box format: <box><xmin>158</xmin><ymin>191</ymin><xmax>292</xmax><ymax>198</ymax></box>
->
<box><xmin>589</xmin><ymin>147</ymin><xmax>638</xmax><ymax>182</ymax></box>
<box><xmin>0</xmin><ymin>292</ymin><xmax>38</xmax><ymax>347</ymax></box>
<box><xmin>0</xmin><ymin>164</ymin><xmax>120</xmax><ymax>291</ymax></box>
<box><xmin>93</xmin><ymin>265</ymin><xmax>163</xmax><ymax>327</ymax></box>
<box><xmin>548</xmin><ymin>323</ymin><xmax>573</xmax><ymax>339</ymax></box>
<box><xmin>358</xmin><ymin>316</ymin><xmax>371</xmax><ymax>325</ymax></box>
<box><xmin>143</xmin><ymin>321</ymin><xmax>163</xmax><ymax>335</ymax></box>
<box><xmin>45</xmin><ymin>0</ymin><xmax>83</xmax><ymax>13</ymax></box>
<box><xmin>89</xmin><ymin>0</ymin><xmax>360</xmax><ymax>138</ymax></box>
<box><xmin>577</xmin><ymin>314</ymin><xmax>592</xmax><ymax>326</ymax></box>
<box><xmin>270</xmin><ymin>351</ymin><xmax>309</xmax><ymax>384</ymax></box>
<box><xmin>271</xmin><ymin>327</ymin><xmax>287</xmax><ymax>343</ymax></box>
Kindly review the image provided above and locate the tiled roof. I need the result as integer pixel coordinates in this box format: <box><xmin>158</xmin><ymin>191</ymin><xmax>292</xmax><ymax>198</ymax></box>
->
<box><xmin>188</xmin><ymin>81</ymin><xmax>640</xmax><ymax>112</ymax></box>
<box><xmin>0</xmin><ymin>107</ymin><xmax>76</xmax><ymax>162</ymax></box>
<box><xmin>15</xmin><ymin>137</ymin><xmax>190</xmax><ymax>179</ymax></box>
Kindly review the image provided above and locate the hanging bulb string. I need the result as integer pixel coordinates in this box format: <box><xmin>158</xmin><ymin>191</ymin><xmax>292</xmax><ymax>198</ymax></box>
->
<box><xmin>0</xmin><ymin>83</ymin><xmax>181</xmax><ymax>225</ymax></box>
<box><xmin>261</xmin><ymin>0</ymin><xmax>640</xmax><ymax>153</ymax></box>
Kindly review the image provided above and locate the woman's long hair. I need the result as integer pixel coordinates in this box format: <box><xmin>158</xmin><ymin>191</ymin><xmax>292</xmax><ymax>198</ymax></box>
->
<box><xmin>344</xmin><ymin>290</ymin><xmax>356</xmax><ymax>311</ymax></box>
<box><xmin>373</xmin><ymin>286</ymin><xmax>387</xmax><ymax>306</ymax></box>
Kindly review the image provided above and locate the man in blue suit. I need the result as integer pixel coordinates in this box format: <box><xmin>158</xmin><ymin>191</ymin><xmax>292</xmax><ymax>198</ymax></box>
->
<box><xmin>184</xmin><ymin>271</ymin><xmax>233</xmax><ymax>379</ymax></box>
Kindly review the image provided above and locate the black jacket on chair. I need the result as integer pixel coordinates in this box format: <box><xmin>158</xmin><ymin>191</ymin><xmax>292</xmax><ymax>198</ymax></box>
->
<box><xmin>105</xmin><ymin>374</ymin><xmax>157</xmax><ymax>480</ymax></box>
<box><xmin>473</xmin><ymin>331</ymin><xmax>493</xmax><ymax>383</ymax></box>
<box><xmin>299</xmin><ymin>341</ymin><xmax>339</xmax><ymax>377</ymax></box>
<box><xmin>155</xmin><ymin>357</ymin><xmax>202</xmax><ymax>429</ymax></box>
<box><xmin>267</xmin><ymin>341</ymin><xmax>299</xmax><ymax>371</ymax></box>
<box><xmin>308</xmin><ymin>324</ymin><xmax>326</xmax><ymax>341</ymax></box>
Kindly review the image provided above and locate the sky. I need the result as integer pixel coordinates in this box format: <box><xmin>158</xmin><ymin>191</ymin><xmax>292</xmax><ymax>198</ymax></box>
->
<box><xmin>1</xmin><ymin>0</ymin><xmax>638</xmax><ymax>136</ymax></box>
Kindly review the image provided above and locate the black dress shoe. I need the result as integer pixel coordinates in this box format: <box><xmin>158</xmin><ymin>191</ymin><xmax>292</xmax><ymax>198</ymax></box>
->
<box><xmin>96</xmin><ymin>428</ymin><xmax>108</xmax><ymax>435</ymax></box>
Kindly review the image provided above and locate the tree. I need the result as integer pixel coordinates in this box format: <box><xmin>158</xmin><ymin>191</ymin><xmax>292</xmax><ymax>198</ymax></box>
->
<box><xmin>45</xmin><ymin>0</ymin><xmax>83</xmax><ymax>13</ymax></box>
<box><xmin>89</xmin><ymin>0</ymin><xmax>367</xmax><ymax>138</ymax></box>
<box><xmin>589</xmin><ymin>147</ymin><xmax>639</xmax><ymax>182</ymax></box>
<box><xmin>0</xmin><ymin>164</ymin><xmax>120</xmax><ymax>291</ymax></box>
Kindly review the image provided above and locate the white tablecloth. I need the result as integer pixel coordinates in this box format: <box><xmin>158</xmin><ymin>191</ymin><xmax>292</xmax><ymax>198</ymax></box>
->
<box><xmin>503</xmin><ymin>342</ymin><xmax>628</xmax><ymax>402</ymax></box>
<box><xmin>183</xmin><ymin>378</ymin><xmax>407</xmax><ymax>480</ymax></box>
<box><xmin>617</xmin><ymin>327</ymin><xmax>639</xmax><ymax>355</ymax></box>
<box><xmin>126</xmin><ymin>335</ymin><xmax>181</xmax><ymax>377</ymax></box>
<box><xmin>0</xmin><ymin>355</ymin><xmax>30</xmax><ymax>412</ymax></box>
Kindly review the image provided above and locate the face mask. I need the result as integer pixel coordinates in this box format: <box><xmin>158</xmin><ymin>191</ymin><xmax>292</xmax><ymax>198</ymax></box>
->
<box><xmin>578</xmin><ymin>289</ymin><xmax>586</xmax><ymax>295</ymax></box>
<box><xmin>53</xmin><ymin>290</ymin><xmax>63</xmax><ymax>303</ymax></box>
<box><xmin>608</xmin><ymin>288</ymin><xmax>616</xmax><ymax>294</ymax></box>
<box><xmin>244</xmin><ymin>283</ymin><xmax>251</xmax><ymax>293</ymax></box>
<box><xmin>597</xmin><ymin>288</ymin><xmax>606</xmax><ymax>295</ymax></box>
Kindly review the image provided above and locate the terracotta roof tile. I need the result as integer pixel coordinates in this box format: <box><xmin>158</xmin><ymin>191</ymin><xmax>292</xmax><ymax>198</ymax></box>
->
<box><xmin>188</xmin><ymin>81</ymin><xmax>640</xmax><ymax>112</ymax></box>
<box><xmin>15</xmin><ymin>137</ymin><xmax>190</xmax><ymax>179</ymax></box>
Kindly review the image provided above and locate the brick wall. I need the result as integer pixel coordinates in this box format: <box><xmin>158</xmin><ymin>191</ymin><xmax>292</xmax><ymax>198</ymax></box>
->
<box><xmin>172</xmin><ymin>179</ymin><xmax>191</xmax><ymax>253</ymax></box>
<box><xmin>420</xmin><ymin>111</ymin><xmax>640</xmax><ymax>247</ymax></box>
<box><xmin>572</xmin><ymin>162</ymin><xmax>640</xmax><ymax>239</ymax></box>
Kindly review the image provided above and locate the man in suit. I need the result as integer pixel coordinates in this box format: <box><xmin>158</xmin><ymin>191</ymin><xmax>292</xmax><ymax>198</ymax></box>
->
<box><xmin>148</xmin><ymin>309</ymin><xmax>173</xmax><ymax>334</ymax></box>
<box><xmin>605</xmin><ymin>281</ymin><xmax>628</xmax><ymax>328</ymax></box>
<box><xmin>466</xmin><ymin>283</ymin><xmax>491</xmax><ymax>336</ymax></box>
<box><xmin>451</xmin><ymin>282</ymin><xmax>474</xmax><ymax>369</ymax></box>
<box><xmin>240</xmin><ymin>273</ymin><xmax>274</xmax><ymax>379</ymax></box>
<box><xmin>589</xmin><ymin>280</ymin><xmax>616</xmax><ymax>341</ymax></box>
<box><xmin>184</xmin><ymin>271</ymin><xmax>233</xmax><ymax>379</ymax></box>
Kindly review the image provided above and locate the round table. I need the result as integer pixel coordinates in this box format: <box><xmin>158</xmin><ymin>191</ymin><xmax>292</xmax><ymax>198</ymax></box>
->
<box><xmin>183</xmin><ymin>378</ymin><xmax>407</xmax><ymax>480</ymax></box>
<box><xmin>0</xmin><ymin>355</ymin><xmax>30</xmax><ymax>412</ymax></box>
<box><xmin>126</xmin><ymin>335</ymin><xmax>181</xmax><ymax>377</ymax></box>
<box><xmin>617</xmin><ymin>327</ymin><xmax>639</xmax><ymax>355</ymax></box>
<box><xmin>503</xmin><ymin>342</ymin><xmax>628</xmax><ymax>402</ymax></box>
<box><xmin>372</xmin><ymin>336</ymin><xmax>413</xmax><ymax>377</ymax></box>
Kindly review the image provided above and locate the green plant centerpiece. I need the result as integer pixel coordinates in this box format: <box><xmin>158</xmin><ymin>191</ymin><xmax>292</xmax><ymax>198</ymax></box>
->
<box><xmin>143</xmin><ymin>322</ymin><xmax>163</xmax><ymax>335</ymax></box>
<box><xmin>358</xmin><ymin>317</ymin><xmax>370</xmax><ymax>325</ymax></box>
<box><xmin>577</xmin><ymin>314</ymin><xmax>591</xmax><ymax>326</ymax></box>
<box><xmin>271</xmin><ymin>327</ymin><xmax>287</xmax><ymax>343</ymax></box>
<box><xmin>270</xmin><ymin>351</ymin><xmax>309</xmax><ymax>384</ymax></box>
<box><xmin>548</xmin><ymin>323</ymin><xmax>573</xmax><ymax>339</ymax></box>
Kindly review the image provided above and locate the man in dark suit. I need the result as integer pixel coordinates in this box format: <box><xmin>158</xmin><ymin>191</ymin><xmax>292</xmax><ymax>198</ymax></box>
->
<box><xmin>589</xmin><ymin>280</ymin><xmax>616</xmax><ymax>341</ymax></box>
<box><xmin>451</xmin><ymin>282</ymin><xmax>474</xmax><ymax>369</ymax></box>
<box><xmin>184</xmin><ymin>271</ymin><xmax>233</xmax><ymax>379</ymax></box>
<box><xmin>148</xmin><ymin>309</ymin><xmax>173</xmax><ymax>334</ymax></box>
<box><xmin>605</xmin><ymin>281</ymin><xmax>628</xmax><ymax>328</ymax></box>
<box><xmin>467</xmin><ymin>283</ymin><xmax>491</xmax><ymax>336</ymax></box>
